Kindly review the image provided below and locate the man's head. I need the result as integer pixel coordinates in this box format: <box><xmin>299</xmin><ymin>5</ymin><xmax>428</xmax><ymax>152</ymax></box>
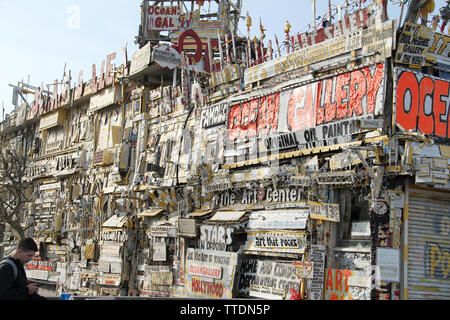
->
<box><xmin>13</xmin><ymin>238</ymin><xmax>38</xmax><ymax>265</ymax></box>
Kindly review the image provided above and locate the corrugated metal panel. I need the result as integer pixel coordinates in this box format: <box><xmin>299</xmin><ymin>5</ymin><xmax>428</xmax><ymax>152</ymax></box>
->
<box><xmin>407</xmin><ymin>187</ymin><xmax>450</xmax><ymax>300</ymax></box>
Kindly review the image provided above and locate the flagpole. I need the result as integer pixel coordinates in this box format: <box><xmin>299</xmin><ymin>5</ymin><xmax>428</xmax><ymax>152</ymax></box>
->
<box><xmin>246</xmin><ymin>11</ymin><xmax>252</xmax><ymax>67</ymax></box>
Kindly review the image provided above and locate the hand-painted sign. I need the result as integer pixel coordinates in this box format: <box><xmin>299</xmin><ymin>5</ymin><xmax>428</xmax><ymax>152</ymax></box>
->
<box><xmin>376</xmin><ymin>247</ymin><xmax>401</xmax><ymax>283</ymax></box>
<box><xmin>395</xmin><ymin>69</ymin><xmax>450</xmax><ymax>139</ymax></box>
<box><xmin>213</xmin><ymin>186</ymin><xmax>306</xmax><ymax>207</ymax></box>
<box><xmin>184</xmin><ymin>248</ymin><xmax>238</xmax><ymax>299</ymax></box>
<box><xmin>292</xmin><ymin>261</ymin><xmax>314</xmax><ymax>279</ymax></box>
<box><xmin>424</xmin><ymin>242</ymin><xmax>449</xmax><ymax>280</ymax></box>
<box><xmin>324</xmin><ymin>269</ymin><xmax>370</xmax><ymax>300</ymax></box>
<box><xmin>396</xmin><ymin>22</ymin><xmax>450</xmax><ymax>68</ymax></box>
<box><xmin>145</xmin><ymin>5</ymin><xmax>181</xmax><ymax>31</ymax></box>
<box><xmin>290</xmin><ymin>8</ymin><xmax>369</xmax><ymax>50</ymax></box>
<box><xmin>245</xmin><ymin>30</ymin><xmax>363</xmax><ymax>85</ymax></box>
<box><xmin>152</xmin><ymin>45</ymin><xmax>182</xmax><ymax>69</ymax></box>
<box><xmin>229</xmin><ymin>64</ymin><xmax>385</xmax><ymax>153</ymax></box>
<box><xmin>199</xmin><ymin>225</ymin><xmax>234</xmax><ymax>251</ymax></box>
<box><xmin>237</xmin><ymin>257</ymin><xmax>301</xmax><ymax>300</ymax></box>
<box><xmin>201</xmin><ymin>102</ymin><xmax>228</xmax><ymax>129</ymax></box>
<box><xmin>310</xmin><ymin>245</ymin><xmax>326</xmax><ymax>300</ymax></box>
<box><xmin>309</xmin><ymin>202</ymin><xmax>340</xmax><ymax>222</ymax></box>
<box><xmin>248</xmin><ymin>209</ymin><xmax>309</xmax><ymax>230</ymax></box>
<box><xmin>361</xmin><ymin>19</ymin><xmax>396</xmax><ymax>60</ymax></box>
<box><xmin>244</xmin><ymin>231</ymin><xmax>306</xmax><ymax>255</ymax></box>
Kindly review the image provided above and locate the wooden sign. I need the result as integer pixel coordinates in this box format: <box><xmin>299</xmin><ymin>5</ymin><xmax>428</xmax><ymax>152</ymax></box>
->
<box><xmin>185</xmin><ymin>249</ymin><xmax>238</xmax><ymax>299</ymax></box>
<box><xmin>292</xmin><ymin>261</ymin><xmax>314</xmax><ymax>279</ymax></box>
<box><xmin>229</xmin><ymin>64</ymin><xmax>385</xmax><ymax>155</ymax></box>
<box><xmin>310</xmin><ymin>245</ymin><xmax>326</xmax><ymax>300</ymax></box>
<box><xmin>244</xmin><ymin>231</ymin><xmax>306</xmax><ymax>255</ymax></box>
<box><xmin>245</xmin><ymin>30</ymin><xmax>363</xmax><ymax>85</ymax></box>
<box><xmin>291</xmin><ymin>8</ymin><xmax>369</xmax><ymax>50</ymax></box>
<box><xmin>396</xmin><ymin>22</ymin><xmax>450</xmax><ymax>68</ymax></box>
<box><xmin>152</xmin><ymin>45</ymin><xmax>182</xmax><ymax>69</ymax></box>
<box><xmin>237</xmin><ymin>257</ymin><xmax>301</xmax><ymax>300</ymax></box>
<box><xmin>395</xmin><ymin>69</ymin><xmax>450</xmax><ymax>139</ymax></box>
<box><xmin>309</xmin><ymin>202</ymin><xmax>340</xmax><ymax>222</ymax></box>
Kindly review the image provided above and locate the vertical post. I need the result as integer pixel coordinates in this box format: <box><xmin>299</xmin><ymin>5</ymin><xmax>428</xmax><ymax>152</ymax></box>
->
<box><xmin>399</xmin><ymin>0</ymin><xmax>405</xmax><ymax>27</ymax></box>
<box><xmin>217</xmin><ymin>29</ymin><xmax>224</xmax><ymax>70</ymax></box>
<box><xmin>246</xmin><ymin>11</ymin><xmax>252</xmax><ymax>67</ymax></box>
<box><xmin>328</xmin><ymin>0</ymin><xmax>332</xmax><ymax>23</ymax></box>
<box><xmin>284</xmin><ymin>21</ymin><xmax>291</xmax><ymax>54</ymax></box>
<box><xmin>231</xmin><ymin>31</ymin><xmax>237</xmax><ymax>62</ymax></box>
<box><xmin>207</xmin><ymin>37</ymin><xmax>214</xmax><ymax>72</ymax></box>
<box><xmin>312</xmin><ymin>0</ymin><xmax>317</xmax><ymax>29</ymax></box>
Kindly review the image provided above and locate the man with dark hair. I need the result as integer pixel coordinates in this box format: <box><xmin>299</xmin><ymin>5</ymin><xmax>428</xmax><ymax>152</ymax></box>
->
<box><xmin>0</xmin><ymin>238</ymin><xmax>46</xmax><ymax>300</ymax></box>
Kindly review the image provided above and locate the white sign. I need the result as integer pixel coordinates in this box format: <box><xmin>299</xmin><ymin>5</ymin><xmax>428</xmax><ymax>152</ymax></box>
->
<box><xmin>310</xmin><ymin>245</ymin><xmax>326</xmax><ymax>300</ymax></box>
<box><xmin>351</xmin><ymin>221</ymin><xmax>371</xmax><ymax>238</ymax></box>
<box><xmin>238</xmin><ymin>257</ymin><xmax>301</xmax><ymax>300</ymax></box>
<box><xmin>248</xmin><ymin>210</ymin><xmax>309</xmax><ymax>230</ymax></box>
<box><xmin>153</xmin><ymin>241</ymin><xmax>167</xmax><ymax>262</ymax></box>
<box><xmin>152</xmin><ymin>45</ymin><xmax>182</xmax><ymax>69</ymax></box>
<box><xmin>376</xmin><ymin>247</ymin><xmax>401</xmax><ymax>283</ymax></box>
<box><xmin>145</xmin><ymin>5</ymin><xmax>181</xmax><ymax>32</ymax></box>
<box><xmin>245</xmin><ymin>231</ymin><xmax>306</xmax><ymax>255</ymax></box>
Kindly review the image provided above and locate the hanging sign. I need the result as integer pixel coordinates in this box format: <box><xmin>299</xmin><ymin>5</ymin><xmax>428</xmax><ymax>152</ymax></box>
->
<box><xmin>152</xmin><ymin>45</ymin><xmax>182</xmax><ymax>69</ymax></box>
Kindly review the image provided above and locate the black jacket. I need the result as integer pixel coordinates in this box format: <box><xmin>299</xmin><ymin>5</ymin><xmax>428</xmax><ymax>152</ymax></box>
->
<box><xmin>0</xmin><ymin>257</ymin><xmax>45</xmax><ymax>300</ymax></box>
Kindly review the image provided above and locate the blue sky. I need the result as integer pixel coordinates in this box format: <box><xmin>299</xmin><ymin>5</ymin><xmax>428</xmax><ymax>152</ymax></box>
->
<box><xmin>0</xmin><ymin>0</ymin><xmax>445</xmax><ymax>115</ymax></box>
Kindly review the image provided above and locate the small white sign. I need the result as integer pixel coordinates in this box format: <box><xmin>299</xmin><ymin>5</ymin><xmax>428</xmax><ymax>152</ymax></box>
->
<box><xmin>376</xmin><ymin>247</ymin><xmax>401</xmax><ymax>283</ymax></box>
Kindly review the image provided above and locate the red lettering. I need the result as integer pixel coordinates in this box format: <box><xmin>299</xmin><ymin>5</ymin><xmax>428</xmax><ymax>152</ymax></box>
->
<box><xmin>349</xmin><ymin>70</ymin><xmax>366</xmax><ymax>116</ymax></box>
<box><xmin>434</xmin><ymin>79</ymin><xmax>448</xmax><ymax>138</ymax></box>
<box><xmin>336</xmin><ymin>269</ymin><xmax>343</xmax><ymax>291</ymax></box>
<box><xmin>396</xmin><ymin>71</ymin><xmax>419</xmax><ymax>131</ymax></box>
<box><xmin>177</xmin><ymin>29</ymin><xmax>203</xmax><ymax>64</ymax></box>
<box><xmin>363</xmin><ymin>64</ymin><xmax>384</xmax><ymax>114</ymax></box>
<box><xmin>326</xmin><ymin>269</ymin><xmax>333</xmax><ymax>291</ymax></box>
<box><xmin>343</xmin><ymin>270</ymin><xmax>352</xmax><ymax>292</ymax></box>
<box><xmin>257</xmin><ymin>93</ymin><xmax>280</xmax><ymax>135</ymax></box>
<box><xmin>316</xmin><ymin>82</ymin><xmax>324</xmax><ymax>125</ymax></box>
<box><xmin>228</xmin><ymin>103</ymin><xmax>242</xmax><ymax>141</ymax></box>
<box><xmin>242</xmin><ymin>98</ymin><xmax>258</xmax><ymax>138</ymax></box>
<box><xmin>418</xmin><ymin>76</ymin><xmax>434</xmax><ymax>135</ymax></box>
<box><xmin>324</xmin><ymin>78</ymin><xmax>336</xmax><ymax>122</ymax></box>
<box><xmin>336</xmin><ymin>73</ymin><xmax>350</xmax><ymax>119</ymax></box>
<box><xmin>288</xmin><ymin>85</ymin><xmax>315</xmax><ymax>131</ymax></box>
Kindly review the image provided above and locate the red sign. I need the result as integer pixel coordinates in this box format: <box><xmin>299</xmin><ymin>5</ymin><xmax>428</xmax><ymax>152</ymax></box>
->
<box><xmin>396</xmin><ymin>69</ymin><xmax>450</xmax><ymax>138</ymax></box>
<box><xmin>227</xmin><ymin>64</ymin><xmax>385</xmax><ymax>144</ymax></box>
